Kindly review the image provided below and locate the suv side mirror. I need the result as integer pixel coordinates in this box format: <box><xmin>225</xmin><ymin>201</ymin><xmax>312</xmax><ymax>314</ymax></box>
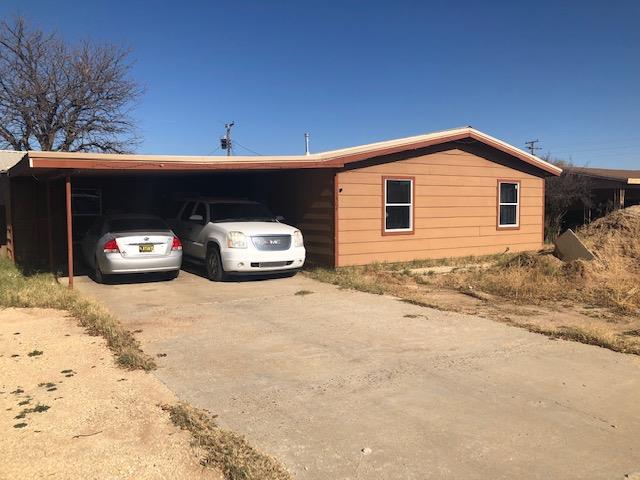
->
<box><xmin>275</xmin><ymin>215</ymin><xmax>285</xmax><ymax>222</ymax></box>
<box><xmin>189</xmin><ymin>214</ymin><xmax>204</xmax><ymax>223</ymax></box>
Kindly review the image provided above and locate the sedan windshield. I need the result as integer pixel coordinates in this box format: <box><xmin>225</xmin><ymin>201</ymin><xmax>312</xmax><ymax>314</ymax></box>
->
<box><xmin>107</xmin><ymin>217</ymin><xmax>169</xmax><ymax>232</ymax></box>
<box><xmin>209</xmin><ymin>202</ymin><xmax>275</xmax><ymax>222</ymax></box>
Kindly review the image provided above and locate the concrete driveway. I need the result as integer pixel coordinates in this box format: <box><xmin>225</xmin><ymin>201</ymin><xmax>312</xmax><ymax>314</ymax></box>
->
<box><xmin>75</xmin><ymin>271</ymin><xmax>640</xmax><ymax>480</ymax></box>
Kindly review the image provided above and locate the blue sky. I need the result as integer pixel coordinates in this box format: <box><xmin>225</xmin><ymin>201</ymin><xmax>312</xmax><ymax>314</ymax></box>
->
<box><xmin>2</xmin><ymin>1</ymin><xmax>639</xmax><ymax>167</ymax></box>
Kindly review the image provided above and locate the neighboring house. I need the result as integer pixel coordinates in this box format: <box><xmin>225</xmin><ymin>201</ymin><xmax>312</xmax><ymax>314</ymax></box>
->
<box><xmin>0</xmin><ymin>150</ymin><xmax>27</xmax><ymax>256</ymax></box>
<box><xmin>1</xmin><ymin>127</ymin><xmax>560</xmax><ymax>277</ymax></box>
<box><xmin>564</xmin><ymin>167</ymin><xmax>640</xmax><ymax>226</ymax></box>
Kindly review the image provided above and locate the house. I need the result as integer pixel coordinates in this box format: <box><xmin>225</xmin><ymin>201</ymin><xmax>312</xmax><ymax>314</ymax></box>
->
<box><xmin>563</xmin><ymin>167</ymin><xmax>640</xmax><ymax>227</ymax></box>
<box><xmin>0</xmin><ymin>127</ymin><xmax>561</xmax><ymax>284</ymax></box>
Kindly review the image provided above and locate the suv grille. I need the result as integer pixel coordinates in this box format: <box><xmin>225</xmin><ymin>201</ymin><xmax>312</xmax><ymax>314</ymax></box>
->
<box><xmin>250</xmin><ymin>261</ymin><xmax>293</xmax><ymax>268</ymax></box>
<box><xmin>251</xmin><ymin>235</ymin><xmax>291</xmax><ymax>251</ymax></box>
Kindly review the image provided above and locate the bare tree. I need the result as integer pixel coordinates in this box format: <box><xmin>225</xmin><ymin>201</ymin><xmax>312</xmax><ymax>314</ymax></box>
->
<box><xmin>544</xmin><ymin>156</ymin><xmax>592</xmax><ymax>240</ymax></box>
<box><xmin>0</xmin><ymin>16</ymin><xmax>142</xmax><ymax>153</ymax></box>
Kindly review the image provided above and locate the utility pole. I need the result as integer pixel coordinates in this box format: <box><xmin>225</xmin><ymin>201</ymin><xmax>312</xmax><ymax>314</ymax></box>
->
<box><xmin>220</xmin><ymin>121</ymin><xmax>235</xmax><ymax>156</ymax></box>
<box><xmin>525</xmin><ymin>139</ymin><xmax>541</xmax><ymax>156</ymax></box>
<box><xmin>304</xmin><ymin>132</ymin><xmax>310</xmax><ymax>155</ymax></box>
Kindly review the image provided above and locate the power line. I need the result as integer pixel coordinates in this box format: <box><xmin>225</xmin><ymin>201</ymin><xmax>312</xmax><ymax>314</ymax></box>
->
<box><xmin>540</xmin><ymin>136</ymin><xmax>640</xmax><ymax>149</ymax></box>
<box><xmin>549</xmin><ymin>143</ymin><xmax>640</xmax><ymax>155</ymax></box>
<box><xmin>206</xmin><ymin>145</ymin><xmax>223</xmax><ymax>156</ymax></box>
<box><xmin>233</xmin><ymin>140</ymin><xmax>263</xmax><ymax>156</ymax></box>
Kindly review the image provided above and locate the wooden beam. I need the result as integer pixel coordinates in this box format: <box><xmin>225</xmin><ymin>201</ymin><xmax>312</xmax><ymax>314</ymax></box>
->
<box><xmin>65</xmin><ymin>176</ymin><xmax>73</xmax><ymax>289</ymax></box>
<box><xmin>5</xmin><ymin>177</ymin><xmax>13</xmax><ymax>261</ymax></box>
<box><xmin>614</xmin><ymin>188</ymin><xmax>626</xmax><ymax>209</ymax></box>
<box><xmin>46</xmin><ymin>181</ymin><xmax>53</xmax><ymax>272</ymax></box>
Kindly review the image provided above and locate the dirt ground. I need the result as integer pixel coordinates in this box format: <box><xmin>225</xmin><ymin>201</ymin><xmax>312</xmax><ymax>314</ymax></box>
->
<box><xmin>0</xmin><ymin>307</ymin><xmax>221</xmax><ymax>480</ymax></box>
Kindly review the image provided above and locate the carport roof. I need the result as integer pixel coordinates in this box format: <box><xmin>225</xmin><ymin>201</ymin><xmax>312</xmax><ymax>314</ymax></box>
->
<box><xmin>9</xmin><ymin>127</ymin><xmax>562</xmax><ymax>176</ymax></box>
<box><xmin>567</xmin><ymin>167</ymin><xmax>640</xmax><ymax>185</ymax></box>
<box><xmin>0</xmin><ymin>150</ymin><xmax>27</xmax><ymax>172</ymax></box>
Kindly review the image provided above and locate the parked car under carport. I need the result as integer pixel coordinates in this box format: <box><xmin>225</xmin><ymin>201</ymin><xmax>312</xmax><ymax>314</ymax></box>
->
<box><xmin>81</xmin><ymin>214</ymin><xmax>182</xmax><ymax>283</ymax></box>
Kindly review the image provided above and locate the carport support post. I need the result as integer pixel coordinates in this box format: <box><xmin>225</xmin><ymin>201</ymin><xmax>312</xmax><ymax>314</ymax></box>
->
<box><xmin>65</xmin><ymin>175</ymin><xmax>73</xmax><ymax>289</ymax></box>
<box><xmin>46</xmin><ymin>181</ymin><xmax>53</xmax><ymax>272</ymax></box>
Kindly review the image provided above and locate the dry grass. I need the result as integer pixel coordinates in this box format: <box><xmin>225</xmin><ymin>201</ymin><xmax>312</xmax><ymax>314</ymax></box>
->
<box><xmin>432</xmin><ymin>206</ymin><xmax>640</xmax><ymax>314</ymax></box>
<box><xmin>163</xmin><ymin>402</ymin><xmax>292</xmax><ymax>480</ymax></box>
<box><xmin>501</xmin><ymin>319</ymin><xmax>639</xmax><ymax>355</ymax></box>
<box><xmin>0</xmin><ymin>258</ymin><xmax>155</xmax><ymax>370</ymax></box>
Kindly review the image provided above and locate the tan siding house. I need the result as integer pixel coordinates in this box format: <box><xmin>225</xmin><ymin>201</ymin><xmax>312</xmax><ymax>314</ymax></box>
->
<box><xmin>3</xmin><ymin>127</ymin><xmax>560</xmax><ymax>278</ymax></box>
<box><xmin>335</xmin><ymin>146</ymin><xmax>547</xmax><ymax>266</ymax></box>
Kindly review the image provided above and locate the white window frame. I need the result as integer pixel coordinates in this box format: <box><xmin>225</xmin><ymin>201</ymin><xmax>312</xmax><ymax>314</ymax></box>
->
<box><xmin>384</xmin><ymin>178</ymin><xmax>414</xmax><ymax>233</ymax></box>
<box><xmin>498</xmin><ymin>181</ymin><xmax>520</xmax><ymax>228</ymax></box>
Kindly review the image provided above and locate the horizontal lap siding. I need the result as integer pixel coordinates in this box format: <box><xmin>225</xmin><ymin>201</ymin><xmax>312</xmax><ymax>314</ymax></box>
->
<box><xmin>282</xmin><ymin>171</ymin><xmax>335</xmax><ymax>265</ymax></box>
<box><xmin>336</xmin><ymin>148</ymin><xmax>544</xmax><ymax>266</ymax></box>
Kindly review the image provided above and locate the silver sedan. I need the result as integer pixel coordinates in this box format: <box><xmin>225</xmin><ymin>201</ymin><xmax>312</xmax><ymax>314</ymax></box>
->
<box><xmin>81</xmin><ymin>214</ymin><xmax>182</xmax><ymax>283</ymax></box>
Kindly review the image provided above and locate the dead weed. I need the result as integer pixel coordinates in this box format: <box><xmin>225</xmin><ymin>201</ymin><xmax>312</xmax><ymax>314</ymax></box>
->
<box><xmin>163</xmin><ymin>403</ymin><xmax>292</xmax><ymax>480</ymax></box>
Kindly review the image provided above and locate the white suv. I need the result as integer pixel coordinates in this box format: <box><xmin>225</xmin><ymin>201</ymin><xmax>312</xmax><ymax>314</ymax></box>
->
<box><xmin>170</xmin><ymin>198</ymin><xmax>305</xmax><ymax>280</ymax></box>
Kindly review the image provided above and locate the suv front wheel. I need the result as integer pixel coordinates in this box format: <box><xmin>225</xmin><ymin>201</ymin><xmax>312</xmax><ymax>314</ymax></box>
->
<box><xmin>205</xmin><ymin>245</ymin><xmax>226</xmax><ymax>281</ymax></box>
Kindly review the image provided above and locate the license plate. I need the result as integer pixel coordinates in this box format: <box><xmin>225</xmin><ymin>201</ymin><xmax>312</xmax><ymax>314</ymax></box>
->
<box><xmin>139</xmin><ymin>244</ymin><xmax>154</xmax><ymax>253</ymax></box>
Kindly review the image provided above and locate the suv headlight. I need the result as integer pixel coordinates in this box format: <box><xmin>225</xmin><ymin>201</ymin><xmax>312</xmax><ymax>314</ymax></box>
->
<box><xmin>227</xmin><ymin>231</ymin><xmax>247</xmax><ymax>248</ymax></box>
<box><xmin>293</xmin><ymin>230</ymin><xmax>304</xmax><ymax>247</ymax></box>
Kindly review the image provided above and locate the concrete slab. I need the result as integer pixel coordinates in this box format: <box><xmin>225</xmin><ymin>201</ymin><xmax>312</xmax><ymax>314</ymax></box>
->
<box><xmin>410</xmin><ymin>263</ymin><xmax>491</xmax><ymax>275</ymax></box>
<box><xmin>554</xmin><ymin>229</ymin><xmax>596</xmax><ymax>261</ymax></box>
<box><xmin>74</xmin><ymin>271</ymin><xmax>640</xmax><ymax>480</ymax></box>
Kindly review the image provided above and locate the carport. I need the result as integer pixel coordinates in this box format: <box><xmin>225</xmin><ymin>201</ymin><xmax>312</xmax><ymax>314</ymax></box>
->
<box><xmin>5</xmin><ymin>151</ymin><xmax>337</xmax><ymax>287</ymax></box>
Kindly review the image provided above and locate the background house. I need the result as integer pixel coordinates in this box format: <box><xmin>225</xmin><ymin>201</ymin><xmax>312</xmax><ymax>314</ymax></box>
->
<box><xmin>561</xmin><ymin>167</ymin><xmax>640</xmax><ymax>228</ymax></box>
<box><xmin>0</xmin><ymin>150</ymin><xmax>26</xmax><ymax>257</ymax></box>
<box><xmin>0</xmin><ymin>127</ymin><xmax>560</xmax><ymax>280</ymax></box>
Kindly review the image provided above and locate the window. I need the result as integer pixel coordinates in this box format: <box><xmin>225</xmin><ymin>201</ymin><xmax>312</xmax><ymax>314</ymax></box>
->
<box><xmin>72</xmin><ymin>188</ymin><xmax>102</xmax><ymax>216</ymax></box>
<box><xmin>107</xmin><ymin>217</ymin><xmax>169</xmax><ymax>232</ymax></box>
<box><xmin>192</xmin><ymin>202</ymin><xmax>207</xmax><ymax>224</ymax></box>
<box><xmin>384</xmin><ymin>178</ymin><xmax>413</xmax><ymax>233</ymax></box>
<box><xmin>209</xmin><ymin>202</ymin><xmax>276</xmax><ymax>223</ymax></box>
<box><xmin>498</xmin><ymin>181</ymin><xmax>519</xmax><ymax>228</ymax></box>
<box><xmin>180</xmin><ymin>202</ymin><xmax>195</xmax><ymax>221</ymax></box>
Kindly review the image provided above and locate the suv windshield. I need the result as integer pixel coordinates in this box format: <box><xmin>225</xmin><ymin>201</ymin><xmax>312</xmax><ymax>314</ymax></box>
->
<box><xmin>209</xmin><ymin>202</ymin><xmax>276</xmax><ymax>223</ymax></box>
<box><xmin>107</xmin><ymin>217</ymin><xmax>169</xmax><ymax>232</ymax></box>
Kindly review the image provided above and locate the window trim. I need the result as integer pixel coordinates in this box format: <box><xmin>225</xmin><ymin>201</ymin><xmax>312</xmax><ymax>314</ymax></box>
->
<box><xmin>382</xmin><ymin>176</ymin><xmax>415</xmax><ymax>235</ymax></box>
<box><xmin>497</xmin><ymin>179</ymin><xmax>521</xmax><ymax>230</ymax></box>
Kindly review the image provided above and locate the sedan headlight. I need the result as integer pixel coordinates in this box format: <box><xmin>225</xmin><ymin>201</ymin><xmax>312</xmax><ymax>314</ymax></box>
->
<box><xmin>227</xmin><ymin>231</ymin><xmax>247</xmax><ymax>248</ymax></box>
<box><xmin>293</xmin><ymin>230</ymin><xmax>304</xmax><ymax>247</ymax></box>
